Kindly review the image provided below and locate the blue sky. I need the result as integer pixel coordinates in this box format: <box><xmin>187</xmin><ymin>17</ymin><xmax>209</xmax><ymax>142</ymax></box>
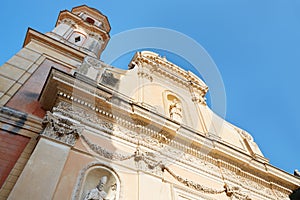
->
<box><xmin>1</xmin><ymin>0</ymin><xmax>300</xmax><ymax>174</ymax></box>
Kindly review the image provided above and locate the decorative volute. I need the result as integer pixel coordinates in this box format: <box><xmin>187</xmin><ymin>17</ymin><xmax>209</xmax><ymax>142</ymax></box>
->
<box><xmin>46</xmin><ymin>5</ymin><xmax>111</xmax><ymax>59</ymax></box>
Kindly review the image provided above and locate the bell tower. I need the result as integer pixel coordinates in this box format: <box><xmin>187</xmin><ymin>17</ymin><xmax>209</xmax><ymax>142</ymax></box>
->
<box><xmin>47</xmin><ymin>5</ymin><xmax>111</xmax><ymax>59</ymax></box>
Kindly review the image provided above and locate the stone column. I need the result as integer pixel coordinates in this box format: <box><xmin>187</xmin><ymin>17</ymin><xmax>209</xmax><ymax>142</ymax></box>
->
<box><xmin>8</xmin><ymin>111</ymin><xmax>83</xmax><ymax>200</ymax></box>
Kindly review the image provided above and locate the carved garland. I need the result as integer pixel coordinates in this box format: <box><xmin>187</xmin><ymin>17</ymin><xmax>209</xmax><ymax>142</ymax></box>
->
<box><xmin>53</xmin><ymin>99</ymin><xmax>219</xmax><ymax>171</ymax></box>
<box><xmin>79</xmin><ymin>132</ymin><xmax>292</xmax><ymax>199</ymax></box>
<box><xmin>47</xmin><ymin>102</ymin><xmax>291</xmax><ymax>199</ymax></box>
<box><xmin>79</xmin><ymin>133</ymin><xmax>237</xmax><ymax>197</ymax></box>
<box><xmin>53</xmin><ymin>101</ymin><xmax>222</xmax><ymax>179</ymax></box>
<box><xmin>162</xmin><ymin>166</ymin><xmax>225</xmax><ymax>195</ymax></box>
<box><xmin>42</xmin><ymin>111</ymin><xmax>84</xmax><ymax>146</ymax></box>
<box><xmin>80</xmin><ymin>133</ymin><xmax>135</xmax><ymax>161</ymax></box>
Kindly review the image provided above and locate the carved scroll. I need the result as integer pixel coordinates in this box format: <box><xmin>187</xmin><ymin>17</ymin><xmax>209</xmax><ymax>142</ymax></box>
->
<box><xmin>42</xmin><ymin>111</ymin><xmax>83</xmax><ymax>146</ymax></box>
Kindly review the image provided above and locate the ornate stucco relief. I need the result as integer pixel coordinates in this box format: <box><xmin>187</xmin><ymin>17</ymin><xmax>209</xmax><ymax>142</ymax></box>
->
<box><xmin>219</xmin><ymin>162</ymin><xmax>286</xmax><ymax>200</ymax></box>
<box><xmin>42</xmin><ymin>111</ymin><xmax>84</xmax><ymax>146</ymax></box>
<box><xmin>53</xmin><ymin>101</ymin><xmax>220</xmax><ymax>177</ymax></box>
<box><xmin>78</xmin><ymin>133</ymin><xmax>226</xmax><ymax>196</ymax></box>
<box><xmin>133</xmin><ymin>53</ymin><xmax>208</xmax><ymax>101</ymax></box>
<box><xmin>50</xmin><ymin>100</ymin><xmax>293</xmax><ymax>199</ymax></box>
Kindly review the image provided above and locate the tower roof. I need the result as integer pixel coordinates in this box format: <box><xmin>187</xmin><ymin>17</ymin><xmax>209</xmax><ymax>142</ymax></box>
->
<box><xmin>71</xmin><ymin>5</ymin><xmax>111</xmax><ymax>32</ymax></box>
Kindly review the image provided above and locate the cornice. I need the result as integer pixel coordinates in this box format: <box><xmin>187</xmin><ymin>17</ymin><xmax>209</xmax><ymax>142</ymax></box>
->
<box><xmin>38</xmin><ymin>68</ymin><xmax>300</xmax><ymax>195</ymax></box>
<box><xmin>23</xmin><ymin>28</ymin><xmax>86</xmax><ymax>62</ymax></box>
<box><xmin>71</xmin><ymin>5</ymin><xmax>111</xmax><ymax>32</ymax></box>
<box><xmin>0</xmin><ymin>106</ymin><xmax>43</xmax><ymax>136</ymax></box>
<box><xmin>131</xmin><ymin>52</ymin><xmax>208</xmax><ymax>106</ymax></box>
<box><xmin>131</xmin><ymin>51</ymin><xmax>208</xmax><ymax>93</ymax></box>
<box><xmin>49</xmin><ymin>101</ymin><xmax>295</xmax><ymax>199</ymax></box>
<box><xmin>56</xmin><ymin>10</ymin><xmax>110</xmax><ymax>41</ymax></box>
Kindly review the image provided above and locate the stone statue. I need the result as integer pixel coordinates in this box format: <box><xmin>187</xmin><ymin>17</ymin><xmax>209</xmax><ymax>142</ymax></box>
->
<box><xmin>84</xmin><ymin>176</ymin><xmax>108</xmax><ymax>200</ymax></box>
<box><xmin>169</xmin><ymin>99</ymin><xmax>182</xmax><ymax>123</ymax></box>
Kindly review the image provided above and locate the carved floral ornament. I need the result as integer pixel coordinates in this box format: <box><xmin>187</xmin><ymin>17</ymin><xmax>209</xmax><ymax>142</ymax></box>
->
<box><xmin>42</xmin><ymin>111</ymin><xmax>84</xmax><ymax>146</ymax></box>
<box><xmin>132</xmin><ymin>54</ymin><xmax>208</xmax><ymax>105</ymax></box>
<box><xmin>80</xmin><ymin>132</ymin><xmax>290</xmax><ymax>200</ymax></box>
<box><xmin>80</xmin><ymin>133</ymin><xmax>227</xmax><ymax>196</ymax></box>
<box><xmin>81</xmin><ymin>133</ymin><xmax>293</xmax><ymax>200</ymax></box>
<box><xmin>42</xmin><ymin>102</ymin><xmax>291</xmax><ymax>199</ymax></box>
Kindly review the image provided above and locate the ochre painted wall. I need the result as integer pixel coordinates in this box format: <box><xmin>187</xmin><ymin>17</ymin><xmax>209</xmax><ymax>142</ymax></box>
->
<box><xmin>0</xmin><ymin>130</ymin><xmax>29</xmax><ymax>187</ymax></box>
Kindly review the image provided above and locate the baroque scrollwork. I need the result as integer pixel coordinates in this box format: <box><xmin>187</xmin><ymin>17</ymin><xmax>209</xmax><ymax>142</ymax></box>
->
<box><xmin>220</xmin><ymin>167</ymin><xmax>276</xmax><ymax>199</ymax></box>
<box><xmin>113</xmin><ymin>126</ymin><xmax>165</xmax><ymax>149</ymax></box>
<box><xmin>54</xmin><ymin>102</ymin><xmax>113</xmax><ymax>131</ymax></box>
<box><xmin>162</xmin><ymin>166</ymin><xmax>225</xmax><ymax>195</ymax></box>
<box><xmin>42</xmin><ymin>111</ymin><xmax>83</xmax><ymax>146</ymax></box>
<box><xmin>224</xmin><ymin>184</ymin><xmax>252</xmax><ymax>200</ymax></box>
<box><xmin>234</xmin><ymin>128</ymin><xmax>253</xmax><ymax>141</ymax></box>
<box><xmin>80</xmin><ymin>133</ymin><xmax>226</xmax><ymax>196</ymax></box>
<box><xmin>137</xmin><ymin>71</ymin><xmax>153</xmax><ymax>82</ymax></box>
<box><xmin>133</xmin><ymin>147</ymin><xmax>163</xmax><ymax>174</ymax></box>
<box><xmin>273</xmin><ymin>189</ymin><xmax>290</xmax><ymax>200</ymax></box>
<box><xmin>50</xmin><ymin>101</ymin><xmax>290</xmax><ymax>199</ymax></box>
<box><xmin>80</xmin><ymin>133</ymin><xmax>135</xmax><ymax>161</ymax></box>
<box><xmin>190</xmin><ymin>87</ymin><xmax>207</xmax><ymax>105</ymax></box>
<box><xmin>181</xmin><ymin>153</ymin><xmax>220</xmax><ymax>176</ymax></box>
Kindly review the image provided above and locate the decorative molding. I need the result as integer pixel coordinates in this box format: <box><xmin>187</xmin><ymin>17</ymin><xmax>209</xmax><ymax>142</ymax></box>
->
<box><xmin>57</xmin><ymin>18</ymin><xmax>76</xmax><ymax>26</ymax></box>
<box><xmin>224</xmin><ymin>184</ymin><xmax>251</xmax><ymax>200</ymax></box>
<box><xmin>132</xmin><ymin>52</ymin><xmax>209</xmax><ymax>106</ymax></box>
<box><xmin>113</xmin><ymin>125</ymin><xmax>165</xmax><ymax>149</ymax></box>
<box><xmin>50</xmin><ymin>101</ymin><xmax>294</xmax><ymax>199</ymax></box>
<box><xmin>189</xmin><ymin>85</ymin><xmax>207</xmax><ymax>105</ymax></box>
<box><xmin>137</xmin><ymin>71</ymin><xmax>153</xmax><ymax>82</ymax></box>
<box><xmin>272</xmin><ymin>184</ymin><xmax>291</xmax><ymax>200</ymax></box>
<box><xmin>220</xmin><ymin>163</ymin><xmax>276</xmax><ymax>199</ymax></box>
<box><xmin>132</xmin><ymin>52</ymin><xmax>208</xmax><ymax>94</ymax></box>
<box><xmin>273</xmin><ymin>189</ymin><xmax>290</xmax><ymax>200</ymax></box>
<box><xmin>0</xmin><ymin>106</ymin><xmax>43</xmax><ymax>135</ymax></box>
<box><xmin>162</xmin><ymin>166</ymin><xmax>225</xmax><ymax>195</ymax></box>
<box><xmin>181</xmin><ymin>153</ymin><xmax>220</xmax><ymax>176</ymax></box>
<box><xmin>42</xmin><ymin>111</ymin><xmax>83</xmax><ymax>146</ymax></box>
<box><xmin>53</xmin><ymin>101</ymin><xmax>114</xmax><ymax>131</ymax></box>
<box><xmin>0</xmin><ymin>106</ymin><xmax>28</xmax><ymax>121</ymax></box>
<box><xmin>80</xmin><ymin>133</ymin><xmax>134</xmax><ymax>161</ymax></box>
<box><xmin>54</xmin><ymin>101</ymin><xmax>221</xmax><ymax>178</ymax></box>
<box><xmin>133</xmin><ymin>147</ymin><xmax>164</xmax><ymax>176</ymax></box>
<box><xmin>234</xmin><ymin>127</ymin><xmax>253</xmax><ymax>142</ymax></box>
<box><xmin>79</xmin><ymin>133</ymin><xmax>226</xmax><ymax>195</ymax></box>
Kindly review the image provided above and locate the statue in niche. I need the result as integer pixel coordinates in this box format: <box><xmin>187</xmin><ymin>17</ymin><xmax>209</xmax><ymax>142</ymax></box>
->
<box><xmin>169</xmin><ymin>98</ymin><xmax>182</xmax><ymax>123</ymax></box>
<box><xmin>84</xmin><ymin>176</ymin><xmax>108</xmax><ymax>200</ymax></box>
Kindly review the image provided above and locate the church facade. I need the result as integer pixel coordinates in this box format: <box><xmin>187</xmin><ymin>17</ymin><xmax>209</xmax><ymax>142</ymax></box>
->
<box><xmin>0</xmin><ymin>5</ymin><xmax>299</xmax><ymax>200</ymax></box>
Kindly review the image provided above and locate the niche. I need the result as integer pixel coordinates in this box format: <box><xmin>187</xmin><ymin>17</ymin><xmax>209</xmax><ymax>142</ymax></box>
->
<box><xmin>167</xmin><ymin>94</ymin><xmax>183</xmax><ymax>123</ymax></box>
<box><xmin>79</xmin><ymin>165</ymin><xmax>120</xmax><ymax>200</ymax></box>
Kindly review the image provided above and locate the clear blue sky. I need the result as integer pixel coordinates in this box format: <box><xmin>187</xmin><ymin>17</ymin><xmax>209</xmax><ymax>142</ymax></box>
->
<box><xmin>1</xmin><ymin>0</ymin><xmax>300</xmax><ymax>174</ymax></box>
